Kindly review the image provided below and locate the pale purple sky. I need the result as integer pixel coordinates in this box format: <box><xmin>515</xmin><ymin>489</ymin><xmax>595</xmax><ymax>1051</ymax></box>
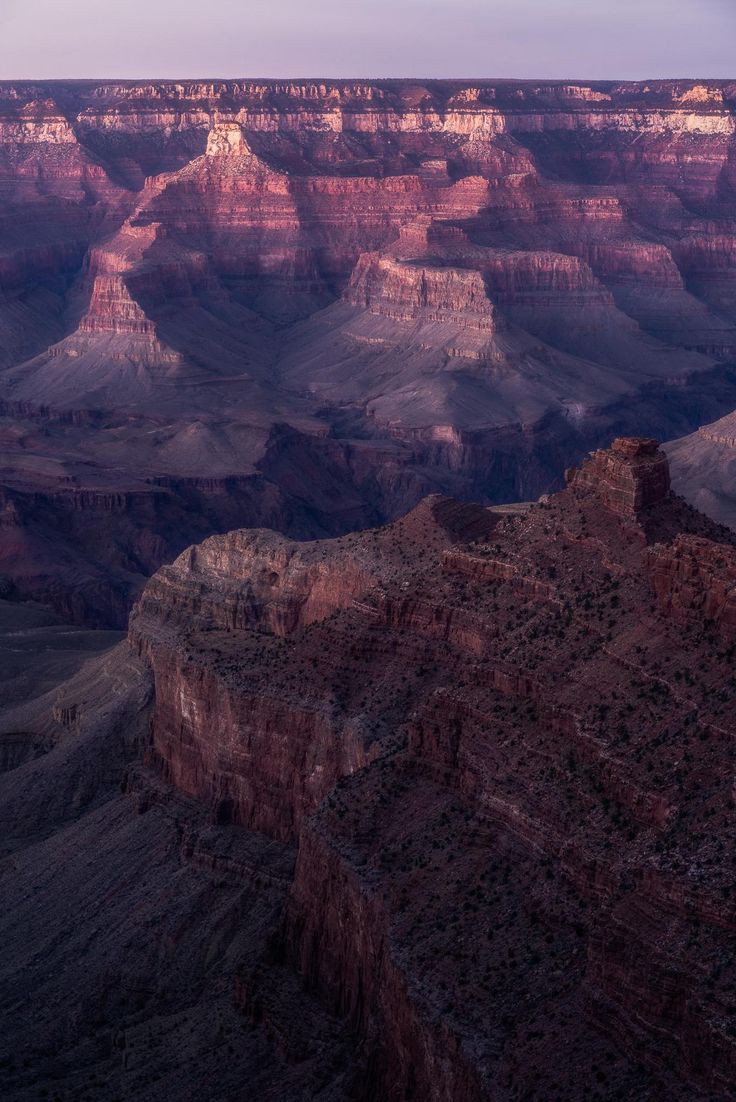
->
<box><xmin>0</xmin><ymin>0</ymin><xmax>733</xmax><ymax>80</ymax></box>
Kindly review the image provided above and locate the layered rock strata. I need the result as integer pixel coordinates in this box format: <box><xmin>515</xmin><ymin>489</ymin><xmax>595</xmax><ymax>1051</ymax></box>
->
<box><xmin>567</xmin><ymin>436</ymin><xmax>671</xmax><ymax>518</ymax></box>
<box><xmin>101</xmin><ymin>439</ymin><xmax>736</xmax><ymax>1100</ymax></box>
<box><xmin>3</xmin><ymin>81</ymin><xmax>736</xmax><ymax>619</ymax></box>
<box><xmin>647</xmin><ymin>534</ymin><xmax>736</xmax><ymax>639</ymax></box>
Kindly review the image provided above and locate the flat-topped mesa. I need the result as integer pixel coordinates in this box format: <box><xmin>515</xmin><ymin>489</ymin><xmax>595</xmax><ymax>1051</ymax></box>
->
<box><xmin>345</xmin><ymin>253</ymin><xmax>496</xmax><ymax>331</ymax></box>
<box><xmin>566</xmin><ymin>436</ymin><xmax>671</xmax><ymax>518</ymax></box>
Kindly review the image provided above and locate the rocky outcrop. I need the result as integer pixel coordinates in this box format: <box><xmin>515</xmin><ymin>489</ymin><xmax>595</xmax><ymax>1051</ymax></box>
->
<box><xmin>346</xmin><ymin>254</ymin><xmax>497</xmax><ymax>330</ymax></box>
<box><xmin>132</xmin><ymin>527</ymin><xmax>378</xmax><ymax>638</ymax></box>
<box><xmin>130</xmin><ymin>496</ymin><xmax>489</xmax><ymax>837</ymax></box>
<box><xmin>96</xmin><ymin>441</ymin><xmax>736</xmax><ymax>1100</ymax></box>
<box><xmin>567</xmin><ymin>436</ymin><xmax>671</xmax><ymax>518</ymax></box>
<box><xmin>144</xmin><ymin>651</ymin><xmax>373</xmax><ymax>842</ymax></box>
<box><xmin>6</xmin><ymin>440</ymin><xmax>736</xmax><ymax>1099</ymax></box>
<box><xmin>647</xmin><ymin>534</ymin><xmax>736</xmax><ymax>639</ymax></box>
<box><xmin>340</xmin><ymin>253</ymin><xmax>502</xmax><ymax>361</ymax></box>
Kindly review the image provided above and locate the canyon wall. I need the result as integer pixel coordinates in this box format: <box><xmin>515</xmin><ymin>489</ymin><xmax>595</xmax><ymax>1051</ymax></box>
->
<box><xmin>3</xmin><ymin>80</ymin><xmax>736</xmax><ymax>620</ymax></box>
<box><xmin>114</xmin><ymin>440</ymin><xmax>736</xmax><ymax>1100</ymax></box>
<box><xmin>667</xmin><ymin>408</ymin><xmax>736</xmax><ymax>530</ymax></box>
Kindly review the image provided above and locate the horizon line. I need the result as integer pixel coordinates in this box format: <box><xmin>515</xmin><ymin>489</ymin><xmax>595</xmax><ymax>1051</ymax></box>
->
<box><xmin>0</xmin><ymin>74</ymin><xmax>733</xmax><ymax>84</ymax></box>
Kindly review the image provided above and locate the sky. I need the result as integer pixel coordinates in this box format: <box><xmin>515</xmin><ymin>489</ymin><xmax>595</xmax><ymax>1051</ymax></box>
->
<box><xmin>0</xmin><ymin>0</ymin><xmax>734</xmax><ymax>81</ymax></box>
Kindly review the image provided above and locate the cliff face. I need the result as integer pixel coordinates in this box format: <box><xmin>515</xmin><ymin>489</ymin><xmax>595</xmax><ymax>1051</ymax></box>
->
<box><xmin>129</xmin><ymin>498</ymin><xmax>495</xmax><ymax>839</ymax></box>
<box><xmin>567</xmin><ymin>436</ymin><xmax>671</xmax><ymax>517</ymax></box>
<box><xmin>3</xmin><ymin>80</ymin><xmax>736</xmax><ymax>621</ymax></box>
<box><xmin>647</xmin><ymin>533</ymin><xmax>736</xmax><ymax>638</ymax></box>
<box><xmin>346</xmin><ymin>254</ymin><xmax>498</xmax><ymax>331</ymax></box>
<box><xmin>92</xmin><ymin>440</ymin><xmax>736</xmax><ymax>1101</ymax></box>
<box><xmin>0</xmin><ymin>640</ymin><xmax>367</xmax><ymax>1102</ymax></box>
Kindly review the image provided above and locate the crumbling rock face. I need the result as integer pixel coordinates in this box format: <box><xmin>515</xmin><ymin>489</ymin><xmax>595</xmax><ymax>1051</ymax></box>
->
<box><xmin>346</xmin><ymin>254</ymin><xmax>498</xmax><ymax>331</ymax></box>
<box><xmin>567</xmin><ymin>436</ymin><xmax>672</xmax><ymax>518</ymax></box>
<box><xmin>130</xmin><ymin>496</ymin><xmax>494</xmax><ymax>837</ymax></box>
<box><xmin>131</xmin><ymin>526</ymin><xmax>378</xmax><ymax>639</ymax></box>
<box><xmin>647</xmin><ymin>534</ymin><xmax>736</xmax><ymax>639</ymax></box>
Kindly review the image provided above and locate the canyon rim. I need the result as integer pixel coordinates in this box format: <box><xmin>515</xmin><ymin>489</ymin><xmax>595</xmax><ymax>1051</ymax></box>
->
<box><xmin>2</xmin><ymin>16</ymin><xmax>736</xmax><ymax>1099</ymax></box>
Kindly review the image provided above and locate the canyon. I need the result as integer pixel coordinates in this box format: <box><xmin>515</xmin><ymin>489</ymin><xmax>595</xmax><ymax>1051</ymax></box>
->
<box><xmin>2</xmin><ymin>439</ymin><xmax>736</xmax><ymax>1100</ymax></box>
<box><xmin>2</xmin><ymin>80</ymin><xmax>736</xmax><ymax>622</ymax></box>
<box><xmin>4</xmin><ymin>78</ymin><xmax>736</xmax><ymax>1101</ymax></box>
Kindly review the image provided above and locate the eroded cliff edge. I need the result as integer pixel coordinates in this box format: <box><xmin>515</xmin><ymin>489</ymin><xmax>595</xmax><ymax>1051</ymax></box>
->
<box><xmin>12</xmin><ymin>438</ymin><xmax>718</xmax><ymax>1099</ymax></box>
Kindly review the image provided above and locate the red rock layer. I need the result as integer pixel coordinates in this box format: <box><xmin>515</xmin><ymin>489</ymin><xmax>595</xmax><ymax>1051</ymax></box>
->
<box><xmin>130</xmin><ymin>498</ymin><xmax>498</xmax><ymax>839</ymax></box>
<box><xmin>647</xmin><ymin>534</ymin><xmax>736</xmax><ymax>639</ymax></box>
<box><xmin>567</xmin><ymin>437</ymin><xmax>671</xmax><ymax>518</ymax></box>
<box><xmin>128</xmin><ymin>440</ymin><xmax>736</xmax><ymax>1100</ymax></box>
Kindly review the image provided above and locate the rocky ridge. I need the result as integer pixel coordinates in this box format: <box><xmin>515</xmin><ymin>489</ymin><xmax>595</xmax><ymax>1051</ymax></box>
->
<box><xmin>567</xmin><ymin>436</ymin><xmax>671</xmax><ymax>517</ymax></box>
<box><xmin>130</xmin><ymin>436</ymin><xmax>736</xmax><ymax>1099</ymax></box>
<box><xmin>4</xmin><ymin>439</ymin><xmax>735</xmax><ymax>1099</ymax></box>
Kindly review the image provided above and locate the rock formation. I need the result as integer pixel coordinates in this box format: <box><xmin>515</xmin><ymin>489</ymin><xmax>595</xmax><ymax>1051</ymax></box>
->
<box><xmin>647</xmin><ymin>534</ymin><xmax>736</xmax><ymax>639</ymax></box>
<box><xmin>3</xmin><ymin>80</ymin><xmax>736</xmax><ymax>620</ymax></box>
<box><xmin>567</xmin><ymin>436</ymin><xmax>671</xmax><ymax>518</ymax></box>
<box><xmin>4</xmin><ymin>440</ymin><xmax>736</xmax><ymax>1099</ymax></box>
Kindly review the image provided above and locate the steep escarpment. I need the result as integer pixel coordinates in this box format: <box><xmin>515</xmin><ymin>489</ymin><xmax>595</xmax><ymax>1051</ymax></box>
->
<box><xmin>3</xmin><ymin>80</ymin><xmax>736</xmax><ymax>622</ymax></box>
<box><xmin>130</xmin><ymin>497</ymin><xmax>501</xmax><ymax>840</ymax></box>
<box><xmin>91</xmin><ymin>438</ymin><xmax>736</xmax><ymax>1101</ymax></box>
<box><xmin>278</xmin><ymin>445</ymin><xmax>736</xmax><ymax>1101</ymax></box>
<box><xmin>647</xmin><ymin>533</ymin><xmax>736</xmax><ymax>638</ymax></box>
<box><xmin>0</xmin><ymin>643</ymin><xmax>363</xmax><ymax>1102</ymax></box>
